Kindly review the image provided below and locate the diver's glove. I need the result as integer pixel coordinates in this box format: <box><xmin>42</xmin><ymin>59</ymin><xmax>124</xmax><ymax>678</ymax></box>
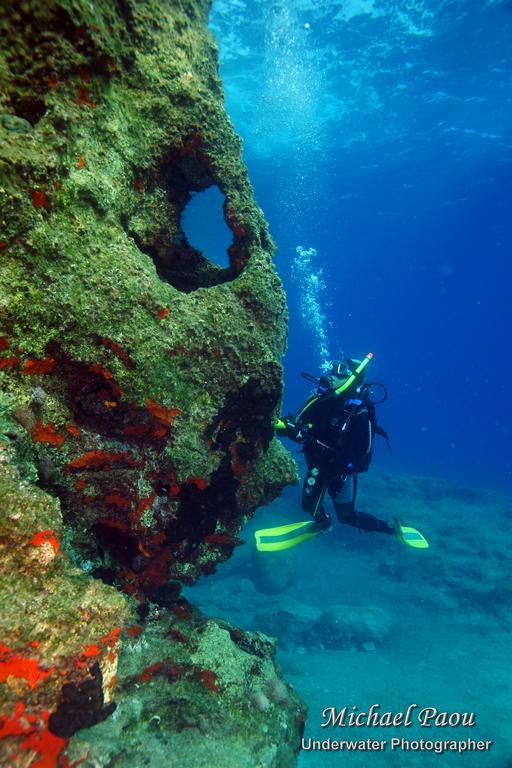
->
<box><xmin>273</xmin><ymin>414</ymin><xmax>302</xmax><ymax>442</ymax></box>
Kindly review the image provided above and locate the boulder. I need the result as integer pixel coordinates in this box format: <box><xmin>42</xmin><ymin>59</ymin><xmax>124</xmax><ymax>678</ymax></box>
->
<box><xmin>251</xmin><ymin>543</ymin><xmax>297</xmax><ymax>594</ymax></box>
<box><xmin>308</xmin><ymin>604</ymin><xmax>391</xmax><ymax>650</ymax></box>
<box><xmin>254</xmin><ymin>600</ymin><xmax>322</xmax><ymax>648</ymax></box>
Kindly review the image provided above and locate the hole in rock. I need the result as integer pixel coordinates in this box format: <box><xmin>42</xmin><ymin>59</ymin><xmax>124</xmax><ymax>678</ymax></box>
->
<box><xmin>10</xmin><ymin>96</ymin><xmax>46</xmax><ymax>126</ymax></box>
<box><xmin>182</xmin><ymin>186</ymin><xmax>231</xmax><ymax>268</ymax></box>
<box><xmin>133</xmin><ymin>144</ymin><xmax>250</xmax><ymax>292</ymax></box>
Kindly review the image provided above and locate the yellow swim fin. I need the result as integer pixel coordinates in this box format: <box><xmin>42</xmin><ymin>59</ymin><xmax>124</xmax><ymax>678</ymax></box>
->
<box><xmin>254</xmin><ymin>520</ymin><xmax>322</xmax><ymax>552</ymax></box>
<box><xmin>396</xmin><ymin>522</ymin><xmax>429</xmax><ymax>549</ymax></box>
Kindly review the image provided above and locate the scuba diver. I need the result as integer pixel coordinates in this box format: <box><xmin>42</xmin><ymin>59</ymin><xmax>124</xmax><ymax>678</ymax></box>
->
<box><xmin>255</xmin><ymin>353</ymin><xmax>428</xmax><ymax>552</ymax></box>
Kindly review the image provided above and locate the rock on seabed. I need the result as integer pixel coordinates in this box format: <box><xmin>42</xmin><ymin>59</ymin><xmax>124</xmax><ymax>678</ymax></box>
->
<box><xmin>0</xmin><ymin>1</ymin><xmax>302</xmax><ymax>765</ymax></box>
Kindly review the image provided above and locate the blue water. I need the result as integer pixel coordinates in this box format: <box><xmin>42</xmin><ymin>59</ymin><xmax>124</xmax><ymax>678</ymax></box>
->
<box><xmin>182</xmin><ymin>186</ymin><xmax>231</xmax><ymax>267</ymax></box>
<box><xmin>209</xmin><ymin>0</ymin><xmax>512</xmax><ymax>493</ymax></box>
<box><xmin>182</xmin><ymin>3</ymin><xmax>512</xmax><ymax>766</ymax></box>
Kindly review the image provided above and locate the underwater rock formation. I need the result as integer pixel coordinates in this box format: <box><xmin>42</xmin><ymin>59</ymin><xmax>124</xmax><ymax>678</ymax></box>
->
<box><xmin>66</xmin><ymin>606</ymin><xmax>306</xmax><ymax>767</ymax></box>
<box><xmin>0</xmin><ymin>442</ymin><xmax>129</xmax><ymax>764</ymax></box>
<box><xmin>251</xmin><ymin>542</ymin><xmax>297</xmax><ymax>594</ymax></box>
<box><xmin>0</xmin><ymin>0</ymin><xmax>301</xmax><ymax>764</ymax></box>
<box><xmin>0</xmin><ymin>439</ymin><xmax>305</xmax><ymax>766</ymax></box>
<box><xmin>0</xmin><ymin>0</ymin><xmax>297</xmax><ymax>595</ymax></box>
<box><xmin>0</xmin><ymin>443</ymin><xmax>306</xmax><ymax>768</ymax></box>
<box><xmin>308</xmin><ymin>605</ymin><xmax>391</xmax><ymax>651</ymax></box>
<box><xmin>253</xmin><ymin>601</ymin><xmax>391</xmax><ymax>652</ymax></box>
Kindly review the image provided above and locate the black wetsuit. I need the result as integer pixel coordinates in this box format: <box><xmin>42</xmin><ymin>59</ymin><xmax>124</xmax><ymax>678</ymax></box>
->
<box><xmin>288</xmin><ymin>390</ymin><xmax>392</xmax><ymax>534</ymax></box>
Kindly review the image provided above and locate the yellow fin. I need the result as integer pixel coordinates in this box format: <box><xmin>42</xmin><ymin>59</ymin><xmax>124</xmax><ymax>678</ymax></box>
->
<box><xmin>399</xmin><ymin>525</ymin><xmax>429</xmax><ymax>549</ymax></box>
<box><xmin>254</xmin><ymin>520</ymin><xmax>321</xmax><ymax>552</ymax></box>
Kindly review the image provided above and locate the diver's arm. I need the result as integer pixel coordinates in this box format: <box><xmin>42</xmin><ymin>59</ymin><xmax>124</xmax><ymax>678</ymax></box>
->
<box><xmin>274</xmin><ymin>395</ymin><xmax>317</xmax><ymax>442</ymax></box>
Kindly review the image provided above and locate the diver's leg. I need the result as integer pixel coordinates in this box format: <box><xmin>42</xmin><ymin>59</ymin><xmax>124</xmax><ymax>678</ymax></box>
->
<box><xmin>302</xmin><ymin>465</ymin><xmax>331</xmax><ymax>530</ymax></box>
<box><xmin>332</xmin><ymin>475</ymin><xmax>393</xmax><ymax>534</ymax></box>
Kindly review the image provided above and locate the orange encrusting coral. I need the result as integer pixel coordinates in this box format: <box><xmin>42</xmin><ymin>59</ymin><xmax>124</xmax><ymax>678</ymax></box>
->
<box><xmin>199</xmin><ymin>669</ymin><xmax>220</xmax><ymax>693</ymax></box>
<box><xmin>67</xmin><ymin>450</ymin><xmax>138</xmax><ymax>471</ymax></box>
<box><xmin>0</xmin><ymin>703</ymin><xmax>67</xmax><ymax>768</ymax></box>
<box><xmin>76</xmin><ymin>627</ymin><xmax>121</xmax><ymax>672</ymax></box>
<box><xmin>100</xmin><ymin>338</ymin><xmax>133</xmax><ymax>365</ymax></box>
<box><xmin>146</xmin><ymin>399</ymin><xmax>180</xmax><ymax>425</ymax></box>
<box><xmin>0</xmin><ymin>642</ymin><xmax>56</xmax><ymax>689</ymax></box>
<box><xmin>171</xmin><ymin>603</ymin><xmax>193</xmax><ymax>621</ymax></box>
<box><xmin>105</xmin><ymin>494</ymin><xmax>131</xmax><ymax>511</ymax></box>
<box><xmin>30</xmin><ymin>530</ymin><xmax>61</xmax><ymax>555</ymax></box>
<box><xmin>23</xmin><ymin>358</ymin><xmax>56</xmax><ymax>375</ymax></box>
<box><xmin>78</xmin><ymin>66</ymin><xmax>90</xmax><ymax>83</ymax></box>
<box><xmin>32</xmin><ymin>421</ymin><xmax>66</xmax><ymax>447</ymax></box>
<box><xmin>165</xmin><ymin>627</ymin><xmax>187</xmax><ymax>643</ymax></box>
<box><xmin>0</xmin><ymin>357</ymin><xmax>20</xmax><ymax>369</ymax></box>
<box><xmin>168</xmin><ymin>482</ymin><xmax>181</xmax><ymax>496</ymax></box>
<box><xmin>125</xmin><ymin>625</ymin><xmax>144</xmax><ymax>638</ymax></box>
<box><xmin>82</xmin><ymin>644</ymin><xmax>100</xmax><ymax>658</ymax></box>
<box><xmin>31</xmin><ymin>190</ymin><xmax>51</xmax><ymax>209</ymax></box>
<box><xmin>77</xmin><ymin>85</ymin><xmax>95</xmax><ymax>108</ymax></box>
<box><xmin>132</xmin><ymin>492</ymin><xmax>156</xmax><ymax>526</ymax></box>
<box><xmin>0</xmin><ymin>701</ymin><xmax>36</xmax><ymax>737</ymax></box>
<box><xmin>101</xmin><ymin>627</ymin><xmax>122</xmax><ymax>648</ymax></box>
<box><xmin>138</xmin><ymin>662</ymin><xmax>164</xmax><ymax>682</ymax></box>
<box><xmin>89</xmin><ymin>363</ymin><xmax>114</xmax><ymax>380</ymax></box>
<box><xmin>78</xmin><ymin>627</ymin><xmax>120</xmax><ymax>663</ymax></box>
<box><xmin>227</xmin><ymin>207</ymin><xmax>247</xmax><ymax>239</ymax></box>
<box><xmin>137</xmin><ymin>659</ymin><xmax>179</xmax><ymax>683</ymax></box>
<box><xmin>61</xmin><ymin>752</ymin><xmax>91</xmax><ymax>768</ymax></box>
<box><xmin>187</xmin><ymin>476</ymin><xmax>208</xmax><ymax>490</ymax></box>
<box><xmin>166</xmin><ymin>343</ymin><xmax>194</xmax><ymax>357</ymax></box>
<box><xmin>123</xmin><ymin>424</ymin><xmax>150</xmax><ymax>437</ymax></box>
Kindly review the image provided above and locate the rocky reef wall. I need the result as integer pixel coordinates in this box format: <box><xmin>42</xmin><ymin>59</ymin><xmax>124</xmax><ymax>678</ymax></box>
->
<box><xmin>0</xmin><ymin>0</ymin><xmax>297</xmax><ymax>597</ymax></box>
<box><xmin>0</xmin><ymin>0</ymin><xmax>302</xmax><ymax>764</ymax></box>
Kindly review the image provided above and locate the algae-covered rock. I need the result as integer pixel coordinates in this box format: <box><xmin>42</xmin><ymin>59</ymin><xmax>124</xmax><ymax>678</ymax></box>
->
<box><xmin>0</xmin><ymin>0</ymin><xmax>303</xmax><ymax>764</ymax></box>
<box><xmin>0</xmin><ymin>440</ymin><xmax>129</xmax><ymax>765</ymax></box>
<box><xmin>65</xmin><ymin>606</ymin><xmax>306</xmax><ymax>768</ymax></box>
<box><xmin>0</xmin><ymin>0</ymin><xmax>298</xmax><ymax>596</ymax></box>
<box><xmin>0</xmin><ymin>437</ymin><xmax>304</xmax><ymax>765</ymax></box>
